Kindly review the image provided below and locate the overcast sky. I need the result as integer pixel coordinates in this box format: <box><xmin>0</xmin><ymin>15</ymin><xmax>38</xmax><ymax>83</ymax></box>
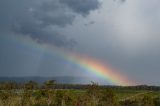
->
<box><xmin>0</xmin><ymin>0</ymin><xmax>160</xmax><ymax>85</ymax></box>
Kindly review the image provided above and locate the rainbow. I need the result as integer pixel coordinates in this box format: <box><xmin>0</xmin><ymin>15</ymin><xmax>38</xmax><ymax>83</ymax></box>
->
<box><xmin>2</xmin><ymin>35</ymin><xmax>136</xmax><ymax>86</ymax></box>
<box><xmin>67</xmin><ymin>54</ymin><xmax>135</xmax><ymax>86</ymax></box>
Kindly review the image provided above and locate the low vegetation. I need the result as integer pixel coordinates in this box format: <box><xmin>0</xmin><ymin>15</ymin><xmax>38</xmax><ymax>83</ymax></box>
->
<box><xmin>0</xmin><ymin>80</ymin><xmax>160</xmax><ymax>106</ymax></box>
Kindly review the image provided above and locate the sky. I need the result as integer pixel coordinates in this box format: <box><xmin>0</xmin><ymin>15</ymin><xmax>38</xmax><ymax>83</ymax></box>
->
<box><xmin>0</xmin><ymin>0</ymin><xmax>160</xmax><ymax>85</ymax></box>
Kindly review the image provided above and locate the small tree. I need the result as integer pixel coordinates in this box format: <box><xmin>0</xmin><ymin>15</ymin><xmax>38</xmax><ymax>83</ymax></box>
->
<box><xmin>43</xmin><ymin>80</ymin><xmax>56</xmax><ymax>106</ymax></box>
<box><xmin>43</xmin><ymin>80</ymin><xmax>56</xmax><ymax>89</ymax></box>
<box><xmin>86</xmin><ymin>82</ymin><xmax>101</xmax><ymax>106</ymax></box>
<box><xmin>46</xmin><ymin>90</ymin><xmax>56</xmax><ymax>106</ymax></box>
<box><xmin>24</xmin><ymin>80</ymin><xmax>38</xmax><ymax>90</ymax></box>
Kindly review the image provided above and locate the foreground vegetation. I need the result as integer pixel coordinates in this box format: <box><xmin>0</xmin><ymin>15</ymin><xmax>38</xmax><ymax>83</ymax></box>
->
<box><xmin>0</xmin><ymin>80</ymin><xmax>160</xmax><ymax>106</ymax></box>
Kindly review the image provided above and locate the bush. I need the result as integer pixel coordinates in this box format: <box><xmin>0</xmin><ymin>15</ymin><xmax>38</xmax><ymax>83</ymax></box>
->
<box><xmin>99</xmin><ymin>89</ymin><xmax>118</xmax><ymax>106</ymax></box>
<box><xmin>154</xmin><ymin>97</ymin><xmax>160</xmax><ymax>106</ymax></box>
<box><xmin>141</xmin><ymin>95</ymin><xmax>154</xmax><ymax>106</ymax></box>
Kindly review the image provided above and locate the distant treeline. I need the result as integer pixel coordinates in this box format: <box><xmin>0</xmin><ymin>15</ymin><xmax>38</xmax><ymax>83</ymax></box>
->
<box><xmin>0</xmin><ymin>80</ymin><xmax>160</xmax><ymax>91</ymax></box>
<box><xmin>55</xmin><ymin>84</ymin><xmax>160</xmax><ymax>91</ymax></box>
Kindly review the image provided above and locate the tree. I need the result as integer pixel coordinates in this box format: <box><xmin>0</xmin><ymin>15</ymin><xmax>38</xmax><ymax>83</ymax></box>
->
<box><xmin>44</xmin><ymin>80</ymin><xmax>56</xmax><ymax>89</ymax></box>
<box><xmin>86</xmin><ymin>82</ymin><xmax>101</xmax><ymax>106</ymax></box>
<box><xmin>46</xmin><ymin>90</ymin><xmax>56</xmax><ymax>106</ymax></box>
<box><xmin>24</xmin><ymin>80</ymin><xmax>38</xmax><ymax>90</ymax></box>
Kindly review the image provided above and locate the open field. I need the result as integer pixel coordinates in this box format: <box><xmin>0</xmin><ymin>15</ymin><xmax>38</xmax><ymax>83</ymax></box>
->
<box><xmin>0</xmin><ymin>81</ymin><xmax>160</xmax><ymax>106</ymax></box>
<box><xmin>0</xmin><ymin>89</ymin><xmax>160</xmax><ymax>106</ymax></box>
<box><xmin>71</xmin><ymin>89</ymin><xmax>160</xmax><ymax>101</ymax></box>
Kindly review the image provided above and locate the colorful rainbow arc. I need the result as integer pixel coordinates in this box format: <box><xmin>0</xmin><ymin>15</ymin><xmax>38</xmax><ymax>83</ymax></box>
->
<box><xmin>4</xmin><ymin>35</ymin><xmax>136</xmax><ymax>86</ymax></box>
<box><xmin>67</xmin><ymin>54</ymin><xmax>136</xmax><ymax>86</ymax></box>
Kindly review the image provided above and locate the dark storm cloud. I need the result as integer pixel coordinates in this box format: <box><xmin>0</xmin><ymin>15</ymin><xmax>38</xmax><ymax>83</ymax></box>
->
<box><xmin>13</xmin><ymin>23</ymin><xmax>76</xmax><ymax>47</ymax></box>
<box><xmin>12</xmin><ymin>0</ymin><xmax>100</xmax><ymax>47</ymax></box>
<box><xmin>31</xmin><ymin>0</ymin><xmax>75</xmax><ymax>27</ymax></box>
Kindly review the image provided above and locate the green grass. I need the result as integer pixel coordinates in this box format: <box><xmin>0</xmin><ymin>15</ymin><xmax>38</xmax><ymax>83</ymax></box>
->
<box><xmin>114</xmin><ymin>90</ymin><xmax>160</xmax><ymax>101</ymax></box>
<box><xmin>0</xmin><ymin>89</ymin><xmax>160</xmax><ymax>106</ymax></box>
<box><xmin>62</xmin><ymin>89</ymin><xmax>160</xmax><ymax>99</ymax></box>
<box><xmin>55</xmin><ymin>89</ymin><xmax>160</xmax><ymax>101</ymax></box>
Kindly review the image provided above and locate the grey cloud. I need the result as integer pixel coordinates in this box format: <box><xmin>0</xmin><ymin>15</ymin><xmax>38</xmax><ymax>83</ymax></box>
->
<box><xmin>1</xmin><ymin>0</ymin><xmax>160</xmax><ymax>85</ymax></box>
<box><xmin>32</xmin><ymin>0</ymin><xmax>75</xmax><ymax>27</ymax></box>
<box><xmin>60</xmin><ymin>0</ymin><xmax>101</xmax><ymax>16</ymax></box>
<box><xmin>12</xmin><ymin>0</ymin><xmax>100</xmax><ymax>48</ymax></box>
<box><xmin>13</xmin><ymin>22</ymin><xmax>76</xmax><ymax>47</ymax></box>
<box><xmin>114</xmin><ymin>0</ymin><xmax>126</xmax><ymax>3</ymax></box>
<box><xmin>120</xmin><ymin>0</ymin><xmax>126</xmax><ymax>2</ymax></box>
<box><xmin>84</xmin><ymin>21</ymin><xmax>95</xmax><ymax>26</ymax></box>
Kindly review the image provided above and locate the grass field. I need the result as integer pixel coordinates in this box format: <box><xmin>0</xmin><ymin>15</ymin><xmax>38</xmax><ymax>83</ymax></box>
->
<box><xmin>70</xmin><ymin>89</ymin><xmax>160</xmax><ymax>101</ymax></box>
<box><xmin>0</xmin><ymin>89</ymin><xmax>160</xmax><ymax>106</ymax></box>
<box><xmin>0</xmin><ymin>81</ymin><xmax>160</xmax><ymax>106</ymax></box>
